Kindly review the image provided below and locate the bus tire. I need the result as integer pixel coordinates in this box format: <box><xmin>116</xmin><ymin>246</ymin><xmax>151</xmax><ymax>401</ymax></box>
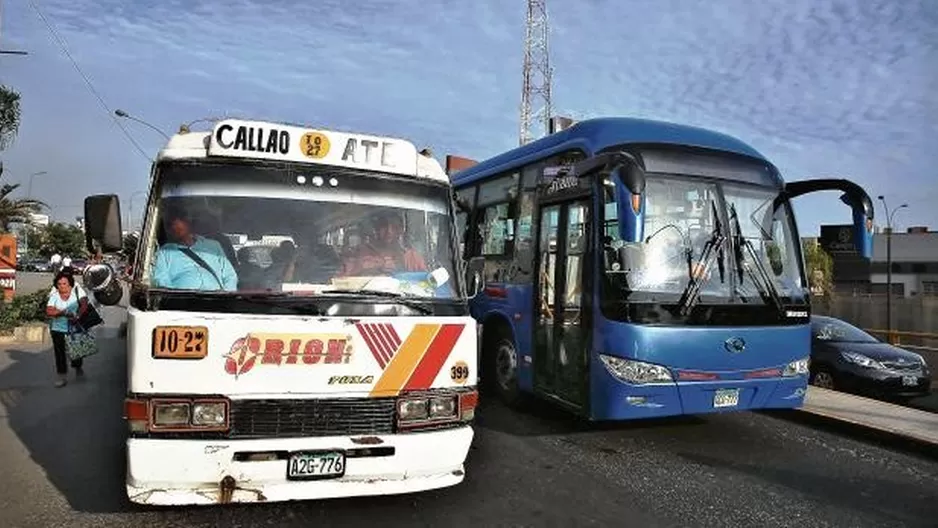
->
<box><xmin>485</xmin><ymin>328</ymin><xmax>524</xmax><ymax>408</ymax></box>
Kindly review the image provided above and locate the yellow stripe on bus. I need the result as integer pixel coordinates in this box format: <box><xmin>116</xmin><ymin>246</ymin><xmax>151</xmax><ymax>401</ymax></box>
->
<box><xmin>370</xmin><ymin>324</ymin><xmax>440</xmax><ymax>396</ymax></box>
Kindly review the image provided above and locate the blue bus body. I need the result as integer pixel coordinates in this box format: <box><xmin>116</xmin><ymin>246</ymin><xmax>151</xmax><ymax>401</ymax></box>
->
<box><xmin>450</xmin><ymin>117</ymin><xmax>873</xmax><ymax>420</ymax></box>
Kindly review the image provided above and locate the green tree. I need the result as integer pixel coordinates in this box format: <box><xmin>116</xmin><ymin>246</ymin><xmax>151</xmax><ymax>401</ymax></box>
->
<box><xmin>802</xmin><ymin>240</ymin><xmax>833</xmax><ymax>296</ymax></box>
<box><xmin>35</xmin><ymin>222</ymin><xmax>86</xmax><ymax>259</ymax></box>
<box><xmin>0</xmin><ymin>85</ymin><xmax>21</xmax><ymax>150</ymax></box>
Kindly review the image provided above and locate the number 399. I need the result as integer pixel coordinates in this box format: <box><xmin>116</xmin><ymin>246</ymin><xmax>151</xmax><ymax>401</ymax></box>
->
<box><xmin>450</xmin><ymin>362</ymin><xmax>470</xmax><ymax>384</ymax></box>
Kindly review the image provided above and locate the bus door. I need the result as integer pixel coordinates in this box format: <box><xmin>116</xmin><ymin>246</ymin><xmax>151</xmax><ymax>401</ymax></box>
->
<box><xmin>533</xmin><ymin>197</ymin><xmax>591</xmax><ymax>408</ymax></box>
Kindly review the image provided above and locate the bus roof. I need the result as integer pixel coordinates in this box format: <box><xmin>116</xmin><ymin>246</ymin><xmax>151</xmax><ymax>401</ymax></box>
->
<box><xmin>155</xmin><ymin>118</ymin><xmax>449</xmax><ymax>183</ymax></box>
<box><xmin>451</xmin><ymin>117</ymin><xmax>772</xmax><ymax>186</ymax></box>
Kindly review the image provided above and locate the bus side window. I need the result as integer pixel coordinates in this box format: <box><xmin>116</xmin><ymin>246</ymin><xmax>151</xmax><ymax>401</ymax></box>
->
<box><xmin>513</xmin><ymin>163</ymin><xmax>539</xmax><ymax>279</ymax></box>
<box><xmin>476</xmin><ymin>173</ymin><xmax>520</xmax><ymax>282</ymax></box>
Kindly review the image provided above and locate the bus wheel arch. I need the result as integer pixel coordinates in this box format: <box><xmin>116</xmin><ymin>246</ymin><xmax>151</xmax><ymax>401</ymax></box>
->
<box><xmin>481</xmin><ymin>315</ymin><xmax>524</xmax><ymax>407</ymax></box>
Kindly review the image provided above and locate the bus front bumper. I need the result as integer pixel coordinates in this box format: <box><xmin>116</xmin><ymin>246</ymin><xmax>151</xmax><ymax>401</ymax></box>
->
<box><xmin>125</xmin><ymin>425</ymin><xmax>474</xmax><ymax>506</ymax></box>
<box><xmin>590</xmin><ymin>374</ymin><xmax>809</xmax><ymax>420</ymax></box>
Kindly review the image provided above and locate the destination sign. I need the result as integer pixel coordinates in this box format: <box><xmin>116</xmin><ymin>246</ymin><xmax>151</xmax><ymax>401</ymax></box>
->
<box><xmin>540</xmin><ymin>164</ymin><xmax>589</xmax><ymax>196</ymax></box>
<box><xmin>207</xmin><ymin>119</ymin><xmax>420</xmax><ymax>176</ymax></box>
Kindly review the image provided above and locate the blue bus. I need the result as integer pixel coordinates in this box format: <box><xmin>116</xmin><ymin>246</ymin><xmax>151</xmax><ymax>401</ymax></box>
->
<box><xmin>447</xmin><ymin>117</ymin><xmax>874</xmax><ymax>420</ymax></box>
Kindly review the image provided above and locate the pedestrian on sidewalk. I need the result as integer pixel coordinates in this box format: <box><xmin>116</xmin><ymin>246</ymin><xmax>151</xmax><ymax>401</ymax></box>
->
<box><xmin>45</xmin><ymin>270</ymin><xmax>90</xmax><ymax>387</ymax></box>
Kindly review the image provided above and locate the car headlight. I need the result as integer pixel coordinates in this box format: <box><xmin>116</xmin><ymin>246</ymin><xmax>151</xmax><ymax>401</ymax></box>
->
<box><xmin>841</xmin><ymin>351</ymin><xmax>885</xmax><ymax>370</ymax></box>
<box><xmin>783</xmin><ymin>357</ymin><xmax>810</xmax><ymax>377</ymax></box>
<box><xmin>599</xmin><ymin>355</ymin><xmax>673</xmax><ymax>384</ymax></box>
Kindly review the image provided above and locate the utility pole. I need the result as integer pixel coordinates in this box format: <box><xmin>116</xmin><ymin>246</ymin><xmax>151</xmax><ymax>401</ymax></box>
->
<box><xmin>877</xmin><ymin>195</ymin><xmax>908</xmax><ymax>342</ymax></box>
<box><xmin>520</xmin><ymin>0</ymin><xmax>552</xmax><ymax>146</ymax></box>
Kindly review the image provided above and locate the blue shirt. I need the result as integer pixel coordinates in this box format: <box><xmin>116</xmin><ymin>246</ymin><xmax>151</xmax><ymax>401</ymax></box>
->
<box><xmin>151</xmin><ymin>235</ymin><xmax>238</xmax><ymax>291</ymax></box>
<box><xmin>47</xmin><ymin>287</ymin><xmax>85</xmax><ymax>333</ymax></box>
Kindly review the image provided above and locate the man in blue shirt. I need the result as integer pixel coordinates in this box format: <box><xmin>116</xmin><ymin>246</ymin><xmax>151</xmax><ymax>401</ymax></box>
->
<box><xmin>151</xmin><ymin>206</ymin><xmax>238</xmax><ymax>291</ymax></box>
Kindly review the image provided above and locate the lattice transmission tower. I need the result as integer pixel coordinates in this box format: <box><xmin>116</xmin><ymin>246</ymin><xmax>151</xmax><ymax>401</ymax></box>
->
<box><xmin>519</xmin><ymin>0</ymin><xmax>552</xmax><ymax>146</ymax></box>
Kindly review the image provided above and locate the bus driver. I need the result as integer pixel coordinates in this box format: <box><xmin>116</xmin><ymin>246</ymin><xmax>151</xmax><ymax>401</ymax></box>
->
<box><xmin>341</xmin><ymin>211</ymin><xmax>426</xmax><ymax>276</ymax></box>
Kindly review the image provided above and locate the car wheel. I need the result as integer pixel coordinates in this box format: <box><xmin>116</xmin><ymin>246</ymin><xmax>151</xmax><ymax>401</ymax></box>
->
<box><xmin>810</xmin><ymin>367</ymin><xmax>837</xmax><ymax>390</ymax></box>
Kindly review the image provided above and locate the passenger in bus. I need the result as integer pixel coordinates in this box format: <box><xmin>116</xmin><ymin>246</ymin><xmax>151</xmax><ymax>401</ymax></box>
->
<box><xmin>259</xmin><ymin>240</ymin><xmax>298</xmax><ymax>289</ymax></box>
<box><xmin>151</xmin><ymin>206</ymin><xmax>238</xmax><ymax>291</ymax></box>
<box><xmin>341</xmin><ymin>212</ymin><xmax>426</xmax><ymax>276</ymax></box>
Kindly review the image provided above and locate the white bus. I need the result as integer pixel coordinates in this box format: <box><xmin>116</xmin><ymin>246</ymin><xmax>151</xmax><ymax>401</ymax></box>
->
<box><xmin>81</xmin><ymin>119</ymin><xmax>479</xmax><ymax>506</ymax></box>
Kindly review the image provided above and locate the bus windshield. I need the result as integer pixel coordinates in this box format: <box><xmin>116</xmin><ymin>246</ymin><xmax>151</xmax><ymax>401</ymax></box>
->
<box><xmin>603</xmin><ymin>175</ymin><xmax>806</xmax><ymax>304</ymax></box>
<box><xmin>140</xmin><ymin>161</ymin><xmax>460</xmax><ymax>299</ymax></box>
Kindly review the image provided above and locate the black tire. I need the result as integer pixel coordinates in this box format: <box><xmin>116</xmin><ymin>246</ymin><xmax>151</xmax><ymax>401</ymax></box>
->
<box><xmin>809</xmin><ymin>366</ymin><xmax>837</xmax><ymax>391</ymax></box>
<box><xmin>483</xmin><ymin>326</ymin><xmax>525</xmax><ymax>408</ymax></box>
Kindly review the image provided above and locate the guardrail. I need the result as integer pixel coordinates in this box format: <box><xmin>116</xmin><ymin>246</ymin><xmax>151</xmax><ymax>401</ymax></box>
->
<box><xmin>863</xmin><ymin>329</ymin><xmax>938</xmax><ymax>350</ymax></box>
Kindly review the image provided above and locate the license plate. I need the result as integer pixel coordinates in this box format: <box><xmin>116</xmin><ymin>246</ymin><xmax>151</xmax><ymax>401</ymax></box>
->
<box><xmin>286</xmin><ymin>451</ymin><xmax>345</xmax><ymax>480</ymax></box>
<box><xmin>713</xmin><ymin>388</ymin><xmax>740</xmax><ymax>408</ymax></box>
<box><xmin>152</xmin><ymin>326</ymin><xmax>209</xmax><ymax>359</ymax></box>
<box><xmin>901</xmin><ymin>376</ymin><xmax>918</xmax><ymax>387</ymax></box>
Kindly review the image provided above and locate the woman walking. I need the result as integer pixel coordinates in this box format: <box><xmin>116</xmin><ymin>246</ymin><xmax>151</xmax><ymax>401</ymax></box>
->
<box><xmin>46</xmin><ymin>270</ymin><xmax>90</xmax><ymax>387</ymax></box>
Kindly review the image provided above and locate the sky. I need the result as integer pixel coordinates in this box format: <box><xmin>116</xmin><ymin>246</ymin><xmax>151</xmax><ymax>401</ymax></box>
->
<box><xmin>1</xmin><ymin>0</ymin><xmax>936</xmax><ymax>235</ymax></box>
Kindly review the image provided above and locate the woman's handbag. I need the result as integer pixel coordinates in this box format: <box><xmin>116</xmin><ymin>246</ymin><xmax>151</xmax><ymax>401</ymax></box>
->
<box><xmin>78</xmin><ymin>302</ymin><xmax>104</xmax><ymax>330</ymax></box>
<box><xmin>65</xmin><ymin>322</ymin><xmax>98</xmax><ymax>361</ymax></box>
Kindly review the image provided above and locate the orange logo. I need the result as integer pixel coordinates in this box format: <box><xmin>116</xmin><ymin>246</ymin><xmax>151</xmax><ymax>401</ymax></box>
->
<box><xmin>356</xmin><ymin>322</ymin><xmax>466</xmax><ymax>396</ymax></box>
<box><xmin>225</xmin><ymin>332</ymin><xmax>352</xmax><ymax>378</ymax></box>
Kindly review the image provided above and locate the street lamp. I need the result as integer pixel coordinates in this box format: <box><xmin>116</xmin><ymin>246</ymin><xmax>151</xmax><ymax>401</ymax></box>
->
<box><xmin>876</xmin><ymin>195</ymin><xmax>908</xmax><ymax>342</ymax></box>
<box><xmin>114</xmin><ymin>109</ymin><xmax>171</xmax><ymax>140</ymax></box>
<box><xmin>23</xmin><ymin>170</ymin><xmax>48</xmax><ymax>257</ymax></box>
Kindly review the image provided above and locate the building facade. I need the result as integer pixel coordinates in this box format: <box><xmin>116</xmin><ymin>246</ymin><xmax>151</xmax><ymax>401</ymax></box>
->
<box><xmin>815</xmin><ymin>224</ymin><xmax>937</xmax><ymax>297</ymax></box>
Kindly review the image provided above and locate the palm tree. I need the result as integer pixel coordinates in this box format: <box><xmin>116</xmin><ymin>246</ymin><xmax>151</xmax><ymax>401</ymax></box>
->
<box><xmin>0</xmin><ymin>85</ymin><xmax>21</xmax><ymax>151</ymax></box>
<box><xmin>0</xmin><ymin>166</ymin><xmax>45</xmax><ymax>232</ymax></box>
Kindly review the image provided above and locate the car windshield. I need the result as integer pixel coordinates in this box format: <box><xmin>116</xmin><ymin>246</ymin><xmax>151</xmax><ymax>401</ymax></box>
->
<box><xmin>602</xmin><ymin>175</ymin><xmax>807</xmax><ymax>304</ymax></box>
<box><xmin>813</xmin><ymin>319</ymin><xmax>879</xmax><ymax>343</ymax></box>
<box><xmin>139</xmin><ymin>161</ymin><xmax>460</xmax><ymax>299</ymax></box>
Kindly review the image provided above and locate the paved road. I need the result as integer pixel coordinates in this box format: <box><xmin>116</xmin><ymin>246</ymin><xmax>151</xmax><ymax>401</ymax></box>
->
<box><xmin>1</xmin><ymin>309</ymin><xmax>937</xmax><ymax>528</ymax></box>
<box><xmin>14</xmin><ymin>272</ymin><xmax>55</xmax><ymax>297</ymax></box>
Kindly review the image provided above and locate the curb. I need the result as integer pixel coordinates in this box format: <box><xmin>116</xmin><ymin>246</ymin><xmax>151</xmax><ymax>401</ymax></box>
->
<box><xmin>0</xmin><ymin>324</ymin><xmax>50</xmax><ymax>345</ymax></box>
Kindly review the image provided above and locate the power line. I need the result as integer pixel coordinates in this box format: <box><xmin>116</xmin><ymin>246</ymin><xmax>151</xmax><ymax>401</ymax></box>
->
<box><xmin>27</xmin><ymin>0</ymin><xmax>151</xmax><ymax>161</ymax></box>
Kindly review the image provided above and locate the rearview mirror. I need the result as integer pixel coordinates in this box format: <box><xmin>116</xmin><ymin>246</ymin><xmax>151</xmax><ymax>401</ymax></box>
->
<box><xmin>465</xmin><ymin>257</ymin><xmax>485</xmax><ymax>298</ymax></box>
<box><xmin>568</xmin><ymin>151</ymin><xmax>647</xmax><ymax>243</ymax></box>
<box><xmin>84</xmin><ymin>194</ymin><xmax>123</xmax><ymax>254</ymax></box>
<box><xmin>610</xmin><ymin>162</ymin><xmax>647</xmax><ymax>243</ymax></box>
<box><xmin>839</xmin><ymin>192</ymin><xmax>874</xmax><ymax>260</ymax></box>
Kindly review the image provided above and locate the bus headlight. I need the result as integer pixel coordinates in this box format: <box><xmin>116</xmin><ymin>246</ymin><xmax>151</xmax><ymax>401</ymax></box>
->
<box><xmin>152</xmin><ymin>402</ymin><xmax>191</xmax><ymax>427</ymax></box>
<box><xmin>599</xmin><ymin>355</ymin><xmax>673</xmax><ymax>384</ymax></box>
<box><xmin>429</xmin><ymin>396</ymin><xmax>458</xmax><ymax>418</ymax></box>
<box><xmin>782</xmin><ymin>358</ymin><xmax>810</xmax><ymax>377</ymax></box>
<box><xmin>398</xmin><ymin>399</ymin><xmax>429</xmax><ymax>422</ymax></box>
<box><xmin>396</xmin><ymin>391</ymin><xmax>475</xmax><ymax>431</ymax></box>
<box><xmin>192</xmin><ymin>402</ymin><xmax>228</xmax><ymax>426</ymax></box>
<box><xmin>146</xmin><ymin>398</ymin><xmax>229</xmax><ymax>431</ymax></box>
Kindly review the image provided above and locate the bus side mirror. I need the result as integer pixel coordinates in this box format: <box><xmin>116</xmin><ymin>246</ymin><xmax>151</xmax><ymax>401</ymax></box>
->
<box><xmin>612</xmin><ymin>162</ymin><xmax>647</xmax><ymax>243</ymax></box>
<box><xmin>839</xmin><ymin>192</ymin><xmax>874</xmax><ymax>260</ymax></box>
<box><xmin>466</xmin><ymin>256</ymin><xmax>485</xmax><ymax>298</ymax></box>
<box><xmin>84</xmin><ymin>194</ymin><xmax>124</xmax><ymax>254</ymax></box>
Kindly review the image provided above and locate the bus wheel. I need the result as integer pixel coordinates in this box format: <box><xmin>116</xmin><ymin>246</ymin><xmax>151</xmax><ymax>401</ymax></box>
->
<box><xmin>491</xmin><ymin>334</ymin><xmax>523</xmax><ymax>407</ymax></box>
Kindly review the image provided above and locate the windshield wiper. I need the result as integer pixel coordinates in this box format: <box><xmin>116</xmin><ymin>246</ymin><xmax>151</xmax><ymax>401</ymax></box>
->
<box><xmin>676</xmin><ymin>201</ymin><xmax>726</xmax><ymax>316</ymax></box>
<box><xmin>320</xmin><ymin>289</ymin><xmax>433</xmax><ymax>315</ymax></box>
<box><xmin>728</xmin><ymin>204</ymin><xmax>785</xmax><ymax>316</ymax></box>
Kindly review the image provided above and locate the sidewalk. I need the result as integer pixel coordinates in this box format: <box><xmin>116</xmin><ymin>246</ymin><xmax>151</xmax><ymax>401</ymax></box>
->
<box><xmin>800</xmin><ymin>386</ymin><xmax>938</xmax><ymax>446</ymax></box>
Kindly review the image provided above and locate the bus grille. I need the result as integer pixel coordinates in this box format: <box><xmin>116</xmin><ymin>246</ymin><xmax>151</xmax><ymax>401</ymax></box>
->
<box><xmin>229</xmin><ymin>398</ymin><xmax>396</xmax><ymax>439</ymax></box>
